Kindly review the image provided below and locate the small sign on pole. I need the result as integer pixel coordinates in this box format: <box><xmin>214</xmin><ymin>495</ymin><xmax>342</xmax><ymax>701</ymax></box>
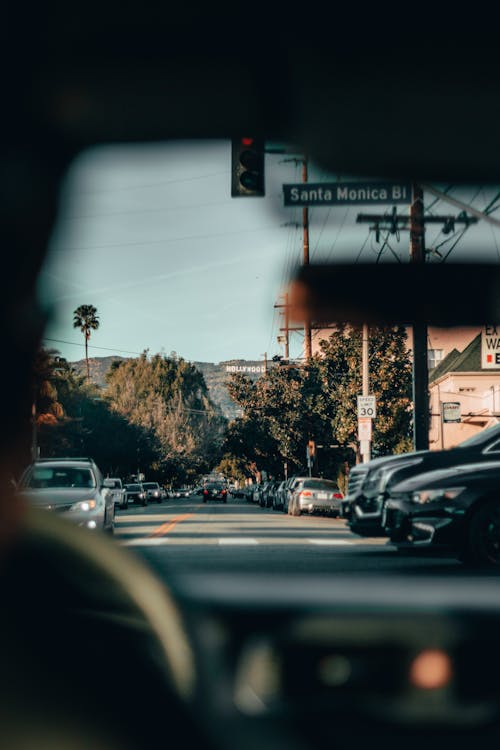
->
<box><xmin>442</xmin><ymin>402</ymin><xmax>461</xmax><ymax>423</ymax></box>
<box><xmin>358</xmin><ymin>417</ymin><xmax>372</xmax><ymax>441</ymax></box>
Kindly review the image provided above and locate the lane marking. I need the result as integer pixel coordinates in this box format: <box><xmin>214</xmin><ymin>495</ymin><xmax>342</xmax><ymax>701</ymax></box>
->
<box><xmin>122</xmin><ymin>537</ymin><xmax>172</xmax><ymax>546</ymax></box>
<box><xmin>149</xmin><ymin>513</ymin><xmax>194</xmax><ymax>538</ymax></box>
<box><xmin>307</xmin><ymin>539</ymin><xmax>355</xmax><ymax>546</ymax></box>
<box><xmin>218</xmin><ymin>538</ymin><xmax>259</xmax><ymax>545</ymax></box>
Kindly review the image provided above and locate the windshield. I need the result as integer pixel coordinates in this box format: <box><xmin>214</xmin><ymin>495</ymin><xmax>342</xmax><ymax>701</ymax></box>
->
<box><xmin>30</xmin><ymin>140</ymin><xmax>500</xmax><ymax>580</ymax></box>
<box><xmin>22</xmin><ymin>466</ymin><xmax>96</xmax><ymax>489</ymax></box>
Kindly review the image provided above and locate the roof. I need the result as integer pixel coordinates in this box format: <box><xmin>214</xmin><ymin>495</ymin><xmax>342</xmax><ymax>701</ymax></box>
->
<box><xmin>430</xmin><ymin>334</ymin><xmax>500</xmax><ymax>383</ymax></box>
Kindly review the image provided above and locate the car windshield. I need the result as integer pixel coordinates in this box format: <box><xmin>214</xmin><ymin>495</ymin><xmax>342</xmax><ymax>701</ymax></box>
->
<box><xmin>23</xmin><ymin>466</ymin><xmax>96</xmax><ymax>489</ymax></box>
<box><xmin>27</xmin><ymin>138</ymin><xmax>500</xmax><ymax>584</ymax></box>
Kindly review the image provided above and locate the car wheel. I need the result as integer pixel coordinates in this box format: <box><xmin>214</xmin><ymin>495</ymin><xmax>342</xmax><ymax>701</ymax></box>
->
<box><xmin>157</xmin><ymin>498</ymin><xmax>162</xmax><ymax>504</ymax></box>
<box><xmin>463</xmin><ymin>500</ymin><xmax>500</xmax><ymax>566</ymax></box>
<box><xmin>120</xmin><ymin>499</ymin><xmax>128</xmax><ymax>510</ymax></box>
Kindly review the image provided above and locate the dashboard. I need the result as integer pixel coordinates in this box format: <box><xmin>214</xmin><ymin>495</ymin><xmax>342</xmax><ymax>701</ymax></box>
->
<box><xmin>172</xmin><ymin>573</ymin><xmax>500</xmax><ymax>750</ymax></box>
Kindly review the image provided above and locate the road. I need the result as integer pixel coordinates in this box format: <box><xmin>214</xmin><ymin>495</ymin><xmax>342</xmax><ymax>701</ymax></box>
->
<box><xmin>113</xmin><ymin>495</ymin><xmax>481</xmax><ymax>577</ymax></box>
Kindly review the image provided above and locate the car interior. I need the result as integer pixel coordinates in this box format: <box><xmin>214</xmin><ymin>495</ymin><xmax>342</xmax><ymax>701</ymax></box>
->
<box><xmin>3</xmin><ymin>3</ymin><xmax>500</xmax><ymax>749</ymax></box>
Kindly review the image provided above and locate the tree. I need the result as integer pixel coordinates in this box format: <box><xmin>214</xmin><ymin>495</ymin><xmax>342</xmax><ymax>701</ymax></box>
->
<box><xmin>225</xmin><ymin>325</ymin><xmax>413</xmax><ymax>480</ymax></box>
<box><xmin>73</xmin><ymin>304</ymin><xmax>100</xmax><ymax>379</ymax></box>
<box><xmin>105</xmin><ymin>352</ymin><xmax>226</xmax><ymax>483</ymax></box>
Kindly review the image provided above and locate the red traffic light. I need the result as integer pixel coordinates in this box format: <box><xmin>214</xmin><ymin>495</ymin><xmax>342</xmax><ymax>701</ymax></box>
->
<box><xmin>231</xmin><ymin>138</ymin><xmax>265</xmax><ymax>197</ymax></box>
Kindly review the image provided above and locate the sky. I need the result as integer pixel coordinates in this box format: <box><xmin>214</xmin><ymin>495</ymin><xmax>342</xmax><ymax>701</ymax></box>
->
<box><xmin>40</xmin><ymin>141</ymin><xmax>500</xmax><ymax>365</ymax></box>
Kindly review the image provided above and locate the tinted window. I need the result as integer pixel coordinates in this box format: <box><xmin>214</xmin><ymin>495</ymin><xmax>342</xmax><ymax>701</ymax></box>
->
<box><xmin>125</xmin><ymin>484</ymin><xmax>141</xmax><ymax>491</ymax></box>
<box><xmin>302</xmin><ymin>479</ymin><xmax>339</xmax><ymax>491</ymax></box>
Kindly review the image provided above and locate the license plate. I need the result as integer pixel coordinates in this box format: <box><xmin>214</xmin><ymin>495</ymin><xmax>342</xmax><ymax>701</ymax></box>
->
<box><xmin>317</xmin><ymin>492</ymin><xmax>328</xmax><ymax>500</ymax></box>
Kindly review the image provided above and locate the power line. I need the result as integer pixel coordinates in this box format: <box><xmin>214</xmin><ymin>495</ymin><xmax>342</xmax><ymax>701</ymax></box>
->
<box><xmin>75</xmin><ymin>170</ymin><xmax>231</xmax><ymax>196</ymax></box>
<box><xmin>43</xmin><ymin>337</ymin><xmax>143</xmax><ymax>356</ymax></box>
<box><xmin>49</xmin><ymin>224</ymin><xmax>284</xmax><ymax>254</ymax></box>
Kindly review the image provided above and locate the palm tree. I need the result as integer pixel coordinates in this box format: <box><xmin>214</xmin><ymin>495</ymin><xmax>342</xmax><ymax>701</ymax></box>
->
<box><xmin>73</xmin><ymin>305</ymin><xmax>100</xmax><ymax>379</ymax></box>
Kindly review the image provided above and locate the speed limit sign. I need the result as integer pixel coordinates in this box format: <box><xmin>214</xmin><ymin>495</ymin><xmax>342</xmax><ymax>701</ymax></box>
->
<box><xmin>357</xmin><ymin>395</ymin><xmax>376</xmax><ymax>419</ymax></box>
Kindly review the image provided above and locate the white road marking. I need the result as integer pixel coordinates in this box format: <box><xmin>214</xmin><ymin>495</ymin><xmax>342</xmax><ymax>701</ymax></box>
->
<box><xmin>307</xmin><ymin>539</ymin><xmax>355</xmax><ymax>545</ymax></box>
<box><xmin>218</xmin><ymin>538</ymin><xmax>259</xmax><ymax>545</ymax></box>
<box><xmin>121</xmin><ymin>537</ymin><xmax>171</xmax><ymax>546</ymax></box>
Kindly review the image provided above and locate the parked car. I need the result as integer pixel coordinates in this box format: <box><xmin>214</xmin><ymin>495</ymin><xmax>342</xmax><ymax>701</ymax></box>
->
<box><xmin>202</xmin><ymin>481</ymin><xmax>228</xmax><ymax>503</ymax></box>
<box><xmin>383</xmin><ymin>460</ymin><xmax>500</xmax><ymax>566</ymax></box>
<box><xmin>18</xmin><ymin>457</ymin><xmax>115</xmax><ymax>533</ymax></box>
<box><xmin>105</xmin><ymin>477</ymin><xmax>127</xmax><ymax>510</ymax></box>
<box><xmin>272</xmin><ymin>480</ymin><xmax>287</xmax><ymax>511</ymax></box>
<box><xmin>142</xmin><ymin>481</ymin><xmax>163</xmax><ymax>503</ymax></box>
<box><xmin>265</xmin><ymin>480</ymin><xmax>281</xmax><ymax>508</ymax></box>
<box><xmin>258</xmin><ymin>481</ymin><xmax>271</xmax><ymax>508</ymax></box>
<box><xmin>287</xmin><ymin>478</ymin><xmax>344</xmax><ymax>517</ymax></box>
<box><xmin>343</xmin><ymin>423</ymin><xmax>500</xmax><ymax>537</ymax></box>
<box><xmin>282</xmin><ymin>476</ymin><xmax>308</xmax><ymax>513</ymax></box>
<box><xmin>124</xmin><ymin>482</ymin><xmax>147</xmax><ymax>506</ymax></box>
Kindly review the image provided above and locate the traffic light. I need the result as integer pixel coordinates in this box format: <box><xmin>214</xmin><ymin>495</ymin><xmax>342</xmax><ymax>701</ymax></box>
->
<box><xmin>231</xmin><ymin>137</ymin><xmax>265</xmax><ymax>197</ymax></box>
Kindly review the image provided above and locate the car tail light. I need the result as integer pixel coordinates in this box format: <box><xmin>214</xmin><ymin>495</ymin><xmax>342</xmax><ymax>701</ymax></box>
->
<box><xmin>300</xmin><ymin>491</ymin><xmax>312</xmax><ymax>497</ymax></box>
<box><xmin>333</xmin><ymin>492</ymin><xmax>344</xmax><ymax>499</ymax></box>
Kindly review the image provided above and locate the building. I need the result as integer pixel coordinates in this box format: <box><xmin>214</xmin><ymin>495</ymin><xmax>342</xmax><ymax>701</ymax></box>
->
<box><xmin>429</xmin><ymin>334</ymin><xmax>500</xmax><ymax>449</ymax></box>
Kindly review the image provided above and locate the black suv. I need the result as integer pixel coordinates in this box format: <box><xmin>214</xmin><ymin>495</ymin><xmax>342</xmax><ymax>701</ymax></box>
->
<box><xmin>202</xmin><ymin>482</ymin><xmax>228</xmax><ymax>503</ymax></box>
<box><xmin>343</xmin><ymin>423</ymin><xmax>500</xmax><ymax>537</ymax></box>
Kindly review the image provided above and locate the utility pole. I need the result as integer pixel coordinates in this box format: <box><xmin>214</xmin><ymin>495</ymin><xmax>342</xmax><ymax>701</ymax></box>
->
<box><xmin>361</xmin><ymin>324</ymin><xmax>371</xmax><ymax>462</ymax></box>
<box><xmin>356</xmin><ymin>191</ymin><xmax>477</xmax><ymax>451</ymax></box>
<box><xmin>410</xmin><ymin>183</ymin><xmax>429</xmax><ymax>450</ymax></box>
<box><xmin>31</xmin><ymin>394</ymin><xmax>38</xmax><ymax>461</ymax></box>
<box><xmin>302</xmin><ymin>157</ymin><xmax>312</xmax><ymax>361</ymax></box>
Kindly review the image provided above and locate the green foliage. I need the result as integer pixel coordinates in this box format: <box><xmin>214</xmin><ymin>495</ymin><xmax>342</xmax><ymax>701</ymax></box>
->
<box><xmin>225</xmin><ymin>325</ymin><xmax>413</xmax><ymax>478</ymax></box>
<box><xmin>32</xmin><ymin>348</ymin><xmax>225</xmax><ymax>483</ymax></box>
<box><xmin>104</xmin><ymin>352</ymin><xmax>226</xmax><ymax>483</ymax></box>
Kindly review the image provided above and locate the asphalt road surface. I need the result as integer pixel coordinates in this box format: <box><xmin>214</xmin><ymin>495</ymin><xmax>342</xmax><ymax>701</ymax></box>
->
<box><xmin>113</xmin><ymin>495</ymin><xmax>493</xmax><ymax>578</ymax></box>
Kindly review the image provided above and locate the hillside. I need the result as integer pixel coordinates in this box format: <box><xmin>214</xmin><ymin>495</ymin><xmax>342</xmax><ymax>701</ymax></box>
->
<box><xmin>70</xmin><ymin>356</ymin><xmax>266</xmax><ymax>420</ymax></box>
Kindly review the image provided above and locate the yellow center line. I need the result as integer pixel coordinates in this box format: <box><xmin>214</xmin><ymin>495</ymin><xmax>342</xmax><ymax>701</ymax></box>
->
<box><xmin>148</xmin><ymin>512</ymin><xmax>194</xmax><ymax>538</ymax></box>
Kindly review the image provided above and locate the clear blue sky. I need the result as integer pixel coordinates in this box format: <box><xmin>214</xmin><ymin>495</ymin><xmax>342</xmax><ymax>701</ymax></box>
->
<box><xmin>39</xmin><ymin>141</ymin><xmax>500</xmax><ymax>364</ymax></box>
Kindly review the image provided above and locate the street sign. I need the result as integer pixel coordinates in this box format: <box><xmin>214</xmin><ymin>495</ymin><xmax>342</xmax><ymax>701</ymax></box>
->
<box><xmin>283</xmin><ymin>181</ymin><xmax>412</xmax><ymax>207</ymax></box>
<box><xmin>481</xmin><ymin>325</ymin><xmax>500</xmax><ymax>369</ymax></box>
<box><xmin>357</xmin><ymin>395</ymin><xmax>376</xmax><ymax>419</ymax></box>
<box><xmin>442</xmin><ymin>402</ymin><xmax>461</xmax><ymax>423</ymax></box>
<box><xmin>358</xmin><ymin>417</ymin><xmax>372</xmax><ymax>441</ymax></box>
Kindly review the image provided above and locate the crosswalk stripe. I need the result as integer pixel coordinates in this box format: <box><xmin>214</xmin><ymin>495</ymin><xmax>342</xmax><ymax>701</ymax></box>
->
<box><xmin>218</xmin><ymin>538</ymin><xmax>259</xmax><ymax>545</ymax></box>
<box><xmin>307</xmin><ymin>539</ymin><xmax>355</xmax><ymax>545</ymax></box>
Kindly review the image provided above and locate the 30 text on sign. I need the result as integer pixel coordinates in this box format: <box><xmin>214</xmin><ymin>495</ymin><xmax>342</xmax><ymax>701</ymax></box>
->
<box><xmin>283</xmin><ymin>182</ymin><xmax>412</xmax><ymax>207</ymax></box>
<box><xmin>357</xmin><ymin>395</ymin><xmax>376</xmax><ymax>419</ymax></box>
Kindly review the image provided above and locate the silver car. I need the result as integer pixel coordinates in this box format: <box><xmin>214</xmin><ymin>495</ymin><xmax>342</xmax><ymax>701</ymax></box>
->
<box><xmin>288</xmin><ymin>478</ymin><xmax>344</xmax><ymax>517</ymax></box>
<box><xmin>142</xmin><ymin>481</ymin><xmax>163</xmax><ymax>503</ymax></box>
<box><xmin>18</xmin><ymin>458</ymin><xmax>115</xmax><ymax>533</ymax></box>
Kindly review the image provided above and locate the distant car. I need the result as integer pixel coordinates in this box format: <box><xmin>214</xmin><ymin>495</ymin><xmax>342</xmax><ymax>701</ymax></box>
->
<box><xmin>142</xmin><ymin>481</ymin><xmax>163</xmax><ymax>503</ymax></box>
<box><xmin>288</xmin><ymin>478</ymin><xmax>344</xmax><ymax>517</ymax></box>
<box><xmin>383</xmin><ymin>460</ymin><xmax>500</xmax><ymax>566</ymax></box>
<box><xmin>272</xmin><ymin>480</ymin><xmax>287</xmax><ymax>511</ymax></box>
<box><xmin>19</xmin><ymin>457</ymin><xmax>115</xmax><ymax>533</ymax></box>
<box><xmin>202</xmin><ymin>481</ymin><xmax>228</xmax><ymax>503</ymax></box>
<box><xmin>124</xmin><ymin>482</ymin><xmax>147</xmax><ymax>506</ymax></box>
<box><xmin>282</xmin><ymin>476</ymin><xmax>308</xmax><ymax>513</ymax></box>
<box><xmin>106</xmin><ymin>477</ymin><xmax>127</xmax><ymax>510</ymax></box>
